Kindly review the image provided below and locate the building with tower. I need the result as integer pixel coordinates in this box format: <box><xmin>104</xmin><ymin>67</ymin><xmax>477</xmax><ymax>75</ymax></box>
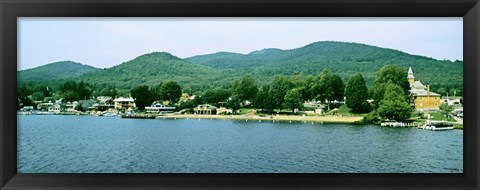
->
<box><xmin>407</xmin><ymin>67</ymin><xmax>441</xmax><ymax>111</ymax></box>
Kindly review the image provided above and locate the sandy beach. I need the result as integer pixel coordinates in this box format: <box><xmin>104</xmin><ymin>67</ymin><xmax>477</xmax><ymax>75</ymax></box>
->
<box><xmin>156</xmin><ymin>114</ymin><xmax>364</xmax><ymax>123</ymax></box>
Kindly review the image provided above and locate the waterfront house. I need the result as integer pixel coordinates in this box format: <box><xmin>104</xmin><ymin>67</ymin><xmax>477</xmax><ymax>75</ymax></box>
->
<box><xmin>20</xmin><ymin>106</ymin><xmax>34</xmax><ymax>112</ymax></box>
<box><xmin>89</xmin><ymin>103</ymin><xmax>115</xmax><ymax>112</ymax></box>
<box><xmin>194</xmin><ymin>104</ymin><xmax>217</xmax><ymax>115</ymax></box>
<box><xmin>113</xmin><ymin>97</ymin><xmax>136</xmax><ymax>111</ymax></box>
<box><xmin>217</xmin><ymin>107</ymin><xmax>233</xmax><ymax>115</ymax></box>
<box><xmin>97</xmin><ymin>96</ymin><xmax>113</xmax><ymax>104</ymax></box>
<box><xmin>145</xmin><ymin>101</ymin><xmax>176</xmax><ymax>113</ymax></box>
<box><xmin>65</xmin><ymin>101</ymin><xmax>79</xmax><ymax>112</ymax></box>
<box><xmin>407</xmin><ymin>67</ymin><xmax>441</xmax><ymax>111</ymax></box>
<box><xmin>48</xmin><ymin>103</ymin><xmax>66</xmax><ymax>113</ymax></box>
<box><xmin>37</xmin><ymin>101</ymin><xmax>54</xmax><ymax>111</ymax></box>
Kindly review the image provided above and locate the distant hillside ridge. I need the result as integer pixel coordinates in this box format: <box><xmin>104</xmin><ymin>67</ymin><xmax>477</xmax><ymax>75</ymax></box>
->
<box><xmin>75</xmin><ymin>52</ymin><xmax>222</xmax><ymax>90</ymax></box>
<box><xmin>186</xmin><ymin>41</ymin><xmax>463</xmax><ymax>88</ymax></box>
<box><xmin>18</xmin><ymin>41</ymin><xmax>463</xmax><ymax>94</ymax></box>
<box><xmin>18</xmin><ymin>61</ymin><xmax>100</xmax><ymax>84</ymax></box>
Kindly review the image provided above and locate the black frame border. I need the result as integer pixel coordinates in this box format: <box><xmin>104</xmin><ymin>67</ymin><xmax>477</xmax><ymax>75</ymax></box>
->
<box><xmin>1</xmin><ymin>0</ymin><xmax>479</xmax><ymax>189</ymax></box>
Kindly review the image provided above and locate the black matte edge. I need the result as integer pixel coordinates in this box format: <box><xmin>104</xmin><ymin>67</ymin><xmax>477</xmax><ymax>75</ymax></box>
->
<box><xmin>1</xmin><ymin>0</ymin><xmax>17</xmax><ymax>189</ymax></box>
<box><xmin>0</xmin><ymin>1</ymin><xmax>477</xmax><ymax>17</ymax></box>
<box><xmin>1</xmin><ymin>0</ymin><xmax>479</xmax><ymax>190</ymax></box>
<box><xmin>0</xmin><ymin>0</ymin><xmax>3</xmax><ymax>188</ymax></box>
<box><xmin>464</xmin><ymin>2</ymin><xmax>480</xmax><ymax>188</ymax></box>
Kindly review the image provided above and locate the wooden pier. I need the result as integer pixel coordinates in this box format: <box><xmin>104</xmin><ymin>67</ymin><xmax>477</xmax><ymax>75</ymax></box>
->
<box><xmin>121</xmin><ymin>114</ymin><xmax>156</xmax><ymax>119</ymax></box>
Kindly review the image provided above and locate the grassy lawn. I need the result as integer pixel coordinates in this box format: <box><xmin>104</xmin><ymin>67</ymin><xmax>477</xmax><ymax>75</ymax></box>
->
<box><xmin>453</xmin><ymin>124</ymin><xmax>463</xmax><ymax>129</ymax></box>
<box><xmin>238</xmin><ymin>108</ymin><xmax>256</xmax><ymax>115</ymax></box>
<box><xmin>324</xmin><ymin>104</ymin><xmax>367</xmax><ymax>117</ymax></box>
<box><xmin>428</xmin><ymin>112</ymin><xmax>457</xmax><ymax>122</ymax></box>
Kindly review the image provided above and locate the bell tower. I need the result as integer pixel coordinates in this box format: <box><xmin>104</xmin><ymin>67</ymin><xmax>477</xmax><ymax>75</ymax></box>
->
<box><xmin>407</xmin><ymin>67</ymin><xmax>415</xmax><ymax>87</ymax></box>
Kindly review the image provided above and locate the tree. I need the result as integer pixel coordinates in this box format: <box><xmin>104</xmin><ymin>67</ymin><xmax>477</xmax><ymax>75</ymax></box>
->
<box><xmin>96</xmin><ymin>85</ymin><xmax>118</xmax><ymax>98</ymax></box>
<box><xmin>226</xmin><ymin>95</ymin><xmax>241</xmax><ymax>113</ymax></box>
<box><xmin>75</xmin><ymin>103</ymin><xmax>85</xmax><ymax>112</ymax></box>
<box><xmin>269</xmin><ymin>76</ymin><xmax>293</xmax><ymax>112</ymax></box>
<box><xmin>232</xmin><ymin>75</ymin><xmax>258</xmax><ymax>103</ymax></box>
<box><xmin>439</xmin><ymin>102</ymin><xmax>454</xmax><ymax>120</ymax></box>
<box><xmin>303</xmin><ymin>75</ymin><xmax>316</xmax><ymax>101</ymax></box>
<box><xmin>284</xmin><ymin>88</ymin><xmax>304</xmax><ymax>113</ymax></box>
<box><xmin>31</xmin><ymin>92</ymin><xmax>45</xmax><ymax>101</ymax></box>
<box><xmin>345</xmin><ymin>74</ymin><xmax>370</xmax><ymax>113</ymax></box>
<box><xmin>377</xmin><ymin>82</ymin><xmax>412</xmax><ymax>121</ymax></box>
<box><xmin>312</xmin><ymin>69</ymin><xmax>333</xmax><ymax>103</ymax></box>
<box><xmin>371</xmin><ymin>65</ymin><xmax>411</xmax><ymax>108</ymax></box>
<box><xmin>131</xmin><ymin>85</ymin><xmax>153</xmax><ymax>110</ymax></box>
<box><xmin>59</xmin><ymin>81</ymin><xmax>91</xmax><ymax>101</ymax></box>
<box><xmin>329</xmin><ymin>74</ymin><xmax>345</xmax><ymax>103</ymax></box>
<box><xmin>33</xmin><ymin>84</ymin><xmax>50</xmax><ymax>97</ymax></box>
<box><xmin>202</xmin><ymin>88</ymin><xmax>231</xmax><ymax>106</ymax></box>
<box><xmin>77</xmin><ymin>81</ymin><xmax>91</xmax><ymax>100</ymax></box>
<box><xmin>159</xmin><ymin>81</ymin><xmax>182</xmax><ymax>104</ymax></box>
<box><xmin>255</xmin><ymin>85</ymin><xmax>275</xmax><ymax>113</ymax></box>
<box><xmin>62</xmin><ymin>90</ymin><xmax>79</xmax><ymax>102</ymax></box>
<box><xmin>311</xmin><ymin>69</ymin><xmax>344</xmax><ymax>109</ymax></box>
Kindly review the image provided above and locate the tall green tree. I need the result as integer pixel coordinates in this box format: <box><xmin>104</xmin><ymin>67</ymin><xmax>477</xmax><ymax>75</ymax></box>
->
<box><xmin>377</xmin><ymin>82</ymin><xmax>412</xmax><ymax>121</ymax></box>
<box><xmin>232</xmin><ymin>75</ymin><xmax>258</xmax><ymax>103</ymax></box>
<box><xmin>269</xmin><ymin>76</ymin><xmax>293</xmax><ymax>112</ymax></box>
<box><xmin>345</xmin><ymin>74</ymin><xmax>370</xmax><ymax>113</ymax></box>
<box><xmin>159</xmin><ymin>81</ymin><xmax>182</xmax><ymax>104</ymax></box>
<box><xmin>284</xmin><ymin>88</ymin><xmax>304</xmax><ymax>113</ymax></box>
<box><xmin>371</xmin><ymin>65</ymin><xmax>411</xmax><ymax>108</ymax></box>
<box><xmin>439</xmin><ymin>103</ymin><xmax>454</xmax><ymax>120</ymax></box>
<box><xmin>312</xmin><ymin>69</ymin><xmax>344</xmax><ymax>109</ymax></box>
<box><xmin>131</xmin><ymin>85</ymin><xmax>153</xmax><ymax>110</ymax></box>
<box><xmin>303</xmin><ymin>75</ymin><xmax>316</xmax><ymax>101</ymax></box>
<box><xmin>31</xmin><ymin>92</ymin><xmax>45</xmax><ymax>101</ymax></box>
<box><xmin>58</xmin><ymin>81</ymin><xmax>91</xmax><ymax>101</ymax></box>
<box><xmin>17</xmin><ymin>84</ymin><xmax>34</xmax><ymax>109</ymax></box>
<box><xmin>329</xmin><ymin>74</ymin><xmax>345</xmax><ymax>103</ymax></box>
<box><xmin>202</xmin><ymin>88</ymin><xmax>231</xmax><ymax>105</ymax></box>
<box><xmin>312</xmin><ymin>69</ymin><xmax>333</xmax><ymax>103</ymax></box>
<box><xmin>255</xmin><ymin>85</ymin><xmax>275</xmax><ymax>113</ymax></box>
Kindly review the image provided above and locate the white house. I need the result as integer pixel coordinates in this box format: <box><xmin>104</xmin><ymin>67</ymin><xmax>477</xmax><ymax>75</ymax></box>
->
<box><xmin>113</xmin><ymin>97</ymin><xmax>136</xmax><ymax>110</ymax></box>
<box><xmin>145</xmin><ymin>102</ymin><xmax>176</xmax><ymax>113</ymax></box>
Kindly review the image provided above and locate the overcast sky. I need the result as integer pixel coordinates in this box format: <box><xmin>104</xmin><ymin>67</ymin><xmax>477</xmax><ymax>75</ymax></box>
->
<box><xmin>18</xmin><ymin>17</ymin><xmax>462</xmax><ymax>70</ymax></box>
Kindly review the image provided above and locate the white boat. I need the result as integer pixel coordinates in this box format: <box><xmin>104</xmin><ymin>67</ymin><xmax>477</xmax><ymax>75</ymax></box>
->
<box><xmin>418</xmin><ymin>120</ymin><xmax>454</xmax><ymax>131</ymax></box>
<box><xmin>381</xmin><ymin>120</ymin><xmax>407</xmax><ymax>127</ymax></box>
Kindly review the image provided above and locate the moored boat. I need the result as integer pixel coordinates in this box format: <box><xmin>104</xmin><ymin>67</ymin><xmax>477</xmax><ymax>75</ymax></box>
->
<box><xmin>418</xmin><ymin>120</ymin><xmax>454</xmax><ymax>131</ymax></box>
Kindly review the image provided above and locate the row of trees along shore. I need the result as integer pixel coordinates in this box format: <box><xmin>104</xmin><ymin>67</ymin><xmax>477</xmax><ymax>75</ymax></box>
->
<box><xmin>178</xmin><ymin>64</ymin><xmax>414</xmax><ymax>124</ymax></box>
<box><xmin>18</xmin><ymin>65</ymin><xmax>423</xmax><ymax>124</ymax></box>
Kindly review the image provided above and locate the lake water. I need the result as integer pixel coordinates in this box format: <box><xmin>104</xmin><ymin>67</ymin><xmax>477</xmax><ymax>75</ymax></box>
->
<box><xmin>17</xmin><ymin>115</ymin><xmax>463</xmax><ymax>173</ymax></box>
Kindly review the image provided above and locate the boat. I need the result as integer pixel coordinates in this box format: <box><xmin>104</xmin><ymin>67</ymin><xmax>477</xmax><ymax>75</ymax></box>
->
<box><xmin>418</xmin><ymin>120</ymin><xmax>454</xmax><ymax>131</ymax></box>
<box><xmin>381</xmin><ymin>120</ymin><xmax>408</xmax><ymax>127</ymax></box>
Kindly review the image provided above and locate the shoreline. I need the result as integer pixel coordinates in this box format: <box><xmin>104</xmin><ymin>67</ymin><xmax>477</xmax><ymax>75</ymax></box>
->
<box><xmin>156</xmin><ymin>114</ymin><xmax>364</xmax><ymax>124</ymax></box>
<box><xmin>17</xmin><ymin>113</ymin><xmax>463</xmax><ymax>129</ymax></box>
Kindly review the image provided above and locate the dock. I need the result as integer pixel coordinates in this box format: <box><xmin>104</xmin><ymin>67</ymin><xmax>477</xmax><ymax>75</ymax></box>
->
<box><xmin>121</xmin><ymin>114</ymin><xmax>156</xmax><ymax>119</ymax></box>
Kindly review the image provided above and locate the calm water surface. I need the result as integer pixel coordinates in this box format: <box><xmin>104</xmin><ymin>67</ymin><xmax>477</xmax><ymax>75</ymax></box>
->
<box><xmin>17</xmin><ymin>115</ymin><xmax>463</xmax><ymax>173</ymax></box>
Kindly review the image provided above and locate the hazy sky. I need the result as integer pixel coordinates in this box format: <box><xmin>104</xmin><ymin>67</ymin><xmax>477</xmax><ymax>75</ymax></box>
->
<box><xmin>18</xmin><ymin>17</ymin><xmax>462</xmax><ymax>70</ymax></box>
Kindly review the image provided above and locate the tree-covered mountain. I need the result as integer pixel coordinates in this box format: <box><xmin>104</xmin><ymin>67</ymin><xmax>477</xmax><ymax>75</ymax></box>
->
<box><xmin>74</xmin><ymin>52</ymin><xmax>222</xmax><ymax>91</ymax></box>
<box><xmin>18</xmin><ymin>41</ymin><xmax>463</xmax><ymax>95</ymax></box>
<box><xmin>18</xmin><ymin>61</ymin><xmax>100</xmax><ymax>84</ymax></box>
<box><xmin>187</xmin><ymin>41</ymin><xmax>463</xmax><ymax>90</ymax></box>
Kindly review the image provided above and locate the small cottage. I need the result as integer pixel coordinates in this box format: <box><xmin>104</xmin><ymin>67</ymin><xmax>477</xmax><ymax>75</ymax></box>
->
<box><xmin>194</xmin><ymin>104</ymin><xmax>217</xmax><ymax>115</ymax></box>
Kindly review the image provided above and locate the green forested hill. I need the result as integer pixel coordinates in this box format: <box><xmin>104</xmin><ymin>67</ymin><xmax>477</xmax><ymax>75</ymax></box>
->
<box><xmin>75</xmin><ymin>52</ymin><xmax>222</xmax><ymax>90</ymax></box>
<box><xmin>18</xmin><ymin>41</ymin><xmax>463</xmax><ymax>95</ymax></box>
<box><xmin>18</xmin><ymin>61</ymin><xmax>100</xmax><ymax>84</ymax></box>
<box><xmin>187</xmin><ymin>41</ymin><xmax>463</xmax><ymax>89</ymax></box>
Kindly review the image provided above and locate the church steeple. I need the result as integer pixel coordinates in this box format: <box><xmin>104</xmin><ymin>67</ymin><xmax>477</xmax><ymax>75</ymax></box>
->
<box><xmin>407</xmin><ymin>67</ymin><xmax>415</xmax><ymax>87</ymax></box>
